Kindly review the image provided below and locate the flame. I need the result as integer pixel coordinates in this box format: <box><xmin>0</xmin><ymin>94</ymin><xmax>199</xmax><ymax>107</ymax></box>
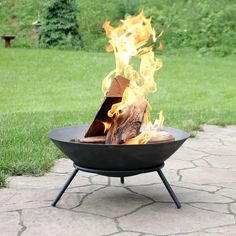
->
<box><xmin>143</xmin><ymin>110</ymin><xmax>165</xmax><ymax>131</ymax></box>
<box><xmin>102</xmin><ymin>11</ymin><xmax>167</xmax><ymax>144</ymax></box>
<box><xmin>102</xmin><ymin>11</ymin><xmax>162</xmax><ymax>96</ymax></box>
<box><xmin>154</xmin><ymin>110</ymin><xmax>165</xmax><ymax>128</ymax></box>
<box><xmin>125</xmin><ymin>130</ymin><xmax>171</xmax><ymax>145</ymax></box>
<box><xmin>125</xmin><ymin>131</ymin><xmax>152</xmax><ymax>144</ymax></box>
<box><xmin>126</xmin><ymin>110</ymin><xmax>165</xmax><ymax>144</ymax></box>
<box><xmin>102</xmin><ymin>121</ymin><xmax>111</xmax><ymax>133</ymax></box>
<box><xmin>108</xmin><ymin>87</ymin><xmax>139</xmax><ymax>118</ymax></box>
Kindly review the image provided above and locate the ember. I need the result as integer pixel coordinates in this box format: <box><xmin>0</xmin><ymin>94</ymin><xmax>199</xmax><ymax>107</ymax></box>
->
<box><xmin>81</xmin><ymin>11</ymin><xmax>174</xmax><ymax>145</ymax></box>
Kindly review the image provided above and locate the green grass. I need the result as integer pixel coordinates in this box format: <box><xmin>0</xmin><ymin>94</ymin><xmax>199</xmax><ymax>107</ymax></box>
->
<box><xmin>0</xmin><ymin>171</ymin><xmax>7</xmax><ymax>187</ymax></box>
<box><xmin>0</xmin><ymin>48</ymin><xmax>236</xmax><ymax>187</ymax></box>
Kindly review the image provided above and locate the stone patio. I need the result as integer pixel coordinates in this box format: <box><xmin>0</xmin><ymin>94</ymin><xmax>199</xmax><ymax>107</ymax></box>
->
<box><xmin>1</xmin><ymin>125</ymin><xmax>236</xmax><ymax>236</ymax></box>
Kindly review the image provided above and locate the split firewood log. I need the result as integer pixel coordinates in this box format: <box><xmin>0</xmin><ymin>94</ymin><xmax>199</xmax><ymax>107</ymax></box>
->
<box><xmin>105</xmin><ymin>97</ymin><xmax>147</xmax><ymax>144</ymax></box>
<box><xmin>71</xmin><ymin>136</ymin><xmax>106</xmax><ymax>144</ymax></box>
<box><xmin>124</xmin><ymin>131</ymin><xmax>175</xmax><ymax>144</ymax></box>
<box><xmin>147</xmin><ymin>131</ymin><xmax>175</xmax><ymax>144</ymax></box>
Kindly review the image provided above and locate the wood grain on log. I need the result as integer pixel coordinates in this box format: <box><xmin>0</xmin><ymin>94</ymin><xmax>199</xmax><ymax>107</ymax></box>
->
<box><xmin>105</xmin><ymin>97</ymin><xmax>147</xmax><ymax>144</ymax></box>
<box><xmin>124</xmin><ymin>131</ymin><xmax>175</xmax><ymax>144</ymax></box>
<box><xmin>71</xmin><ymin>136</ymin><xmax>106</xmax><ymax>144</ymax></box>
<box><xmin>147</xmin><ymin>132</ymin><xmax>175</xmax><ymax>144</ymax></box>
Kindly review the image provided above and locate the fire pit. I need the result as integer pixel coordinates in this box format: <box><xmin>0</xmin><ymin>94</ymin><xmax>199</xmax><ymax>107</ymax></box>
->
<box><xmin>49</xmin><ymin>125</ymin><xmax>189</xmax><ymax>208</ymax></box>
<box><xmin>48</xmin><ymin>11</ymin><xmax>190</xmax><ymax>209</ymax></box>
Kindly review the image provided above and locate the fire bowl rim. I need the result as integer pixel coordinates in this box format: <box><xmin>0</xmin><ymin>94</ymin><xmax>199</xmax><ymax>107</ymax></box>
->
<box><xmin>48</xmin><ymin>124</ymin><xmax>190</xmax><ymax>146</ymax></box>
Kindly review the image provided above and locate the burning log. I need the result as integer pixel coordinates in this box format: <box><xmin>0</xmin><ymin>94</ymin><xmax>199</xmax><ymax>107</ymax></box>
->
<box><xmin>72</xmin><ymin>136</ymin><xmax>106</xmax><ymax>144</ymax></box>
<box><xmin>147</xmin><ymin>132</ymin><xmax>175</xmax><ymax>143</ymax></box>
<box><xmin>125</xmin><ymin>131</ymin><xmax>174</xmax><ymax>144</ymax></box>
<box><xmin>105</xmin><ymin>97</ymin><xmax>147</xmax><ymax>144</ymax></box>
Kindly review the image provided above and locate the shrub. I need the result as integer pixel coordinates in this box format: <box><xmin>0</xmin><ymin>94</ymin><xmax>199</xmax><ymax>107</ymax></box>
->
<box><xmin>39</xmin><ymin>0</ymin><xmax>82</xmax><ymax>49</ymax></box>
<box><xmin>117</xmin><ymin>0</ymin><xmax>141</xmax><ymax>18</ymax></box>
<box><xmin>142</xmin><ymin>0</ymin><xmax>236</xmax><ymax>55</ymax></box>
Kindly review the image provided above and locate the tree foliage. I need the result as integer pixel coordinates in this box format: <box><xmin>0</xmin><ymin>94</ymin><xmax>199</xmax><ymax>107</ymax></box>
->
<box><xmin>39</xmin><ymin>0</ymin><xmax>82</xmax><ymax>48</ymax></box>
<box><xmin>0</xmin><ymin>0</ymin><xmax>236</xmax><ymax>55</ymax></box>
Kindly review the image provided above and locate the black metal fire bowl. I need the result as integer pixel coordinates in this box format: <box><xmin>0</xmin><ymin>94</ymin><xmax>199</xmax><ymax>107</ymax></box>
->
<box><xmin>48</xmin><ymin>124</ymin><xmax>189</xmax><ymax>171</ymax></box>
<box><xmin>48</xmin><ymin>125</ymin><xmax>189</xmax><ymax>208</ymax></box>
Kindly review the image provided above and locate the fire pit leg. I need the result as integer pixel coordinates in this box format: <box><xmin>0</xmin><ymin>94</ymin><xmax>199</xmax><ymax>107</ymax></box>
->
<box><xmin>52</xmin><ymin>168</ymin><xmax>79</xmax><ymax>207</ymax></box>
<box><xmin>120</xmin><ymin>177</ymin><xmax>124</xmax><ymax>184</ymax></box>
<box><xmin>157</xmin><ymin>169</ymin><xmax>181</xmax><ymax>209</ymax></box>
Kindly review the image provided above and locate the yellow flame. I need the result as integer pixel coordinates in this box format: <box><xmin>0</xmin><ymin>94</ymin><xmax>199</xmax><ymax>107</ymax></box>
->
<box><xmin>108</xmin><ymin>87</ymin><xmax>138</xmax><ymax>118</ymax></box>
<box><xmin>125</xmin><ymin>129</ymin><xmax>170</xmax><ymax>145</ymax></box>
<box><xmin>125</xmin><ymin>131</ymin><xmax>153</xmax><ymax>144</ymax></box>
<box><xmin>154</xmin><ymin>110</ymin><xmax>165</xmax><ymax>128</ymax></box>
<box><xmin>125</xmin><ymin>110</ymin><xmax>166</xmax><ymax>145</ymax></box>
<box><xmin>102</xmin><ymin>121</ymin><xmax>111</xmax><ymax>133</ymax></box>
<box><xmin>102</xmin><ymin>11</ymin><xmax>162</xmax><ymax>97</ymax></box>
<box><xmin>143</xmin><ymin>110</ymin><xmax>165</xmax><ymax>131</ymax></box>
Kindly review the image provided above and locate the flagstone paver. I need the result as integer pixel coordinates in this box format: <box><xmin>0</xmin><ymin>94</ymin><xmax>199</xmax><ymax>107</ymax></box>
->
<box><xmin>118</xmin><ymin>203</ymin><xmax>234</xmax><ymax>235</ymax></box>
<box><xmin>22</xmin><ymin>208</ymin><xmax>118</xmax><ymax>236</ymax></box>
<box><xmin>0</xmin><ymin>212</ymin><xmax>20</xmax><ymax>236</ymax></box>
<box><xmin>74</xmin><ymin>186</ymin><xmax>152</xmax><ymax>218</ymax></box>
<box><xmin>0</xmin><ymin>125</ymin><xmax>236</xmax><ymax>236</ymax></box>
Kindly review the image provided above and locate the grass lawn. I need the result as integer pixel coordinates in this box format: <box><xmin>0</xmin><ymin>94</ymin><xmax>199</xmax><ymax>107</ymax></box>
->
<box><xmin>0</xmin><ymin>48</ymin><xmax>236</xmax><ymax>187</ymax></box>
